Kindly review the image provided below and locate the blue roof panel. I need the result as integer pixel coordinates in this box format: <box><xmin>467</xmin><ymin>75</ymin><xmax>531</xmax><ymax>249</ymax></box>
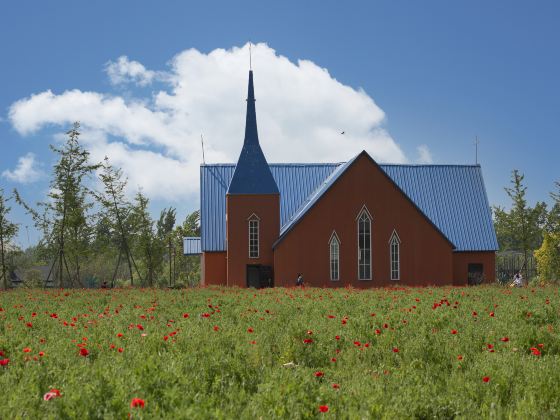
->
<box><xmin>200</xmin><ymin>158</ymin><xmax>498</xmax><ymax>252</ymax></box>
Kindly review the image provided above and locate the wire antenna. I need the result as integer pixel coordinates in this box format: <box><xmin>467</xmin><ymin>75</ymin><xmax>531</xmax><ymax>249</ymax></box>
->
<box><xmin>474</xmin><ymin>136</ymin><xmax>480</xmax><ymax>164</ymax></box>
<box><xmin>249</xmin><ymin>42</ymin><xmax>252</xmax><ymax>70</ymax></box>
<box><xmin>201</xmin><ymin>134</ymin><xmax>206</xmax><ymax>164</ymax></box>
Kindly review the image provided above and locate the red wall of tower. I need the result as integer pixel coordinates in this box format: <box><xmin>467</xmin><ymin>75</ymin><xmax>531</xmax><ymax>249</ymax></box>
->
<box><xmin>226</xmin><ymin>194</ymin><xmax>280</xmax><ymax>287</ymax></box>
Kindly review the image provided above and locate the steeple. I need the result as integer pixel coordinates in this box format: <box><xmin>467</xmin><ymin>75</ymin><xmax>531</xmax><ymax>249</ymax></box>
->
<box><xmin>227</xmin><ymin>71</ymin><xmax>279</xmax><ymax>195</ymax></box>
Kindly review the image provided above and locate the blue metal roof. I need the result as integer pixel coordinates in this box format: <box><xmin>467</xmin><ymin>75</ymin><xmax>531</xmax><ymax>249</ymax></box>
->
<box><xmin>183</xmin><ymin>237</ymin><xmax>202</xmax><ymax>255</ymax></box>
<box><xmin>227</xmin><ymin>71</ymin><xmax>279</xmax><ymax>195</ymax></box>
<box><xmin>200</xmin><ymin>155</ymin><xmax>498</xmax><ymax>252</ymax></box>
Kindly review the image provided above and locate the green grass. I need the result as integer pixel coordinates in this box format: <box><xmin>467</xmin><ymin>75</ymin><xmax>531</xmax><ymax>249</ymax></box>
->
<box><xmin>1</xmin><ymin>285</ymin><xmax>559</xmax><ymax>419</ymax></box>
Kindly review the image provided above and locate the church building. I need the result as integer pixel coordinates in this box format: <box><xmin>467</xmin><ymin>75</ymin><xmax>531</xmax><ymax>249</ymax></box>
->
<box><xmin>191</xmin><ymin>71</ymin><xmax>498</xmax><ymax>288</ymax></box>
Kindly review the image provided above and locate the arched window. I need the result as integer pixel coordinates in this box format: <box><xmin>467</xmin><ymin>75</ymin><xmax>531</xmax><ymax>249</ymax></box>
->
<box><xmin>329</xmin><ymin>232</ymin><xmax>340</xmax><ymax>281</ymax></box>
<box><xmin>389</xmin><ymin>230</ymin><xmax>401</xmax><ymax>280</ymax></box>
<box><xmin>248</xmin><ymin>214</ymin><xmax>260</xmax><ymax>258</ymax></box>
<box><xmin>357</xmin><ymin>207</ymin><xmax>372</xmax><ymax>280</ymax></box>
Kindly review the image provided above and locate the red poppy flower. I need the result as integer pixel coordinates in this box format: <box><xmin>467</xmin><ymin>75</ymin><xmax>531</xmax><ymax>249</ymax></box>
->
<box><xmin>43</xmin><ymin>388</ymin><xmax>62</xmax><ymax>401</ymax></box>
<box><xmin>23</xmin><ymin>347</ymin><xmax>31</xmax><ymax>353</ymax></box>
<box><xmin>392</xmin><ymin>347</ymin><xmax>399</xmax><ymax>353</ymax></box>
<box><xmin>335</xmin><ymin>335</ymin><xmax>340</xmax><ymax>340</ymax></box>
<box><xmin>164</xmin><ymin>335</ymin><xmax>169</xmax><ymax>341</ymax></box>
<box><xmin>247</xmin><ymin>327</ymin><xmax>254</xmax><ymax>333</ymax></box>
<box><xmin>531</xmin><ymin>348</ymin><xmax>541</xmax><ymax>356</ymax></box>
<box><xmin>39</xmin><ymin>351</ymin><xmax>45</xmax><ymax>357</ymax></box>
<box><xmin>327</xmin><ymin>315</ymin><xmax>335</xmax><ymax>319</ymax></box>
<box><xmin>500</xmin><ymin>337</ymin><xmax>509</xmax><ymax>342</ymax></box>
<box><xmin>472</xmin><ymin>311</ymin><xmax>477</xmax><ymax>316</ymax></box>
<box><xmin>250</xmin><ymin>340</ymin><xmax>256</xmax><ymax>345</ymax></box>
<box><xmin>303</xmin><ymin>338</ymin><xmax>313</xmax><ymax>344</ymax></box>
<box><xmin>183</xmin><ymin>313</ymin><xmax>190</xmax><ymax>318</ymax></box>
<box><xmin>457</xmin><ymin>355</ymin><xmax>463</xmax><ymax>360</ymax></box>
<box><xmin>136</xmin><ymin>324</ymin><xmax>144</xmax><ymax>331</ymax></box>
<box><xmin>375</xmin><ymin>329</ymin><xmax>381</xmax><ymax>335</ymax></box>
<box><xmin>79</xmin><ymin>348</ymin><xmax>89</xmax><ymax>357</ymax></box>
<box><xmin>353</xmin><ymin>341</ymin><xmax>361</xmax><ymax>347</ymax></box>
<box><xmin>538</xmin><ymin>343</ymin><xmax>544</xmax><ymax>348</ymax></box>
<box><xmin>117</xmin><ymin>333</ymin><xmax>124</xmax><ymax>338</ymax></box>
<box><xmin>213</xmin><ymin>326</ymin><xmax>219</xmax><ymax>331</ymax></box>
<box><xmin>130</xmin><ymin>398</ymin><xmax>145</xmax><ymax>409</ymax></box>
<box><xmin>331</xmin><ymin>357</ymin><xmax>337</xmax><ymax>362</ymax></box>
<box><xmin>26</xmin><ymin>322</ymin><xmax>33</xmax><ymax>328</ymax></box>
<box><xmin>489</xmin><ymin>312</ymin><xmax>495</xmax><ymax>317</ymax></box>
<box><xmin>319</xmin><ymin>405</ymin><xmax>329</xmax><ymax>413</ymax></box>
<box><xmin>0</xmin><ymin>359</ymin><xmax>9</xmax><ymax>366</ymax></box>
<box><xmin>118</xmin><ymin>348</ymin><xmax>124</xmax><ymax>353</ymax></box>
<box><xmin>201</xmin><ymin>313</ymin><xmax>210</xmax><ymax>318</ymax></box>
<box><xmin>451</xmin><ymin>329</ymin><xmax>458</xmax><ymax>334</ymax></box>
<box><xmin>314</xmin><ymin>371</ymin><xmax>324</xmax><ymax>377</ymax></box>
<box><xmin>332</xmin><ymin>383</ymin><xmax>340</xmax><ymax>389</ymax></box>
<box><xmin>482</xmin><ymin>376</ymin><xmax>490</xmax><ymax>383</ymax></box>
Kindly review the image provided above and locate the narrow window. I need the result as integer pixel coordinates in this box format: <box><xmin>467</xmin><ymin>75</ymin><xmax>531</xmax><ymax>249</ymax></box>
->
<box><xmin>248</xmin><ymin>214</ymin><xmax>259</xmax><ymax>258</ymax></box>
<box><xmin>357</xmin><ymin>208</ymin><xmax>372</xmax><ymax>280</ymax></box>
<box><xmin>389</xmin><ymin>231</ymin><xmax>400</xmax><ymax>280</ymax></box>
<box><xmin>329</xmin><ymin>232</ymin><xmax>340</xmax><ymax>281</ymax></box>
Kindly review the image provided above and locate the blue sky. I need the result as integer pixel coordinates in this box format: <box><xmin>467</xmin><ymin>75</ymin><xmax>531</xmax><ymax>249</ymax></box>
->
<box><xmin>1</xmin><ymin>1</ymin><xmax>559</xmax><ymax>247</ymax></box>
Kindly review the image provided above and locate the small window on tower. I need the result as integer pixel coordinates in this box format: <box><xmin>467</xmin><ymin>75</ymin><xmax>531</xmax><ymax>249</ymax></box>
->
<box><xmin>248</xmin><ymin>214</ymin><xmax>260</xmax><ymax>258</ymax></box>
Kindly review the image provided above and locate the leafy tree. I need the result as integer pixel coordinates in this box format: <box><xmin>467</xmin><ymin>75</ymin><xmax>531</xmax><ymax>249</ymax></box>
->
<box><xmin>493</xmin><ymin>170</ymin><xmax>547</xmax><ymax>278</ymax></box>
<box><xmin>535</xmin><ymin>180</ymin><xmax>560</xmax><ymax>282</ymax></box>
<box><xmin>157</xmin><ymin>208</ymin><xmax>176</xmax><ymax>287</ymax></box>
<box><xmin>129</xmin><ymin>191</ymin><xmax>163</xmax><ymax>286</ymax></box>
<box><xmin>16</xmin><ymin>122</ymin><xmax>100</xmax><ymax>287</ymax></box>
<box><xmin>0</xmin><ymin>189</ymin><xmax>19</xmax><ymax>290</ymax></box>
<box><xmin>173</xmin><ymin>210</ymin><xmax>201</xmax><ymax>287</ymax></box>
<box><xmin>94</xmin><ymin>157</ymin><xmax>139</xmax><ymax>286</ymax></box>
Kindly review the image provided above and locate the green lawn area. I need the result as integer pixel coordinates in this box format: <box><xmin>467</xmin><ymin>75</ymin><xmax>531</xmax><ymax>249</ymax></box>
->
<box><xmin>1</xmin><ymin>285</ymin><xmax>559</xmax><ymax>418</ymax></box>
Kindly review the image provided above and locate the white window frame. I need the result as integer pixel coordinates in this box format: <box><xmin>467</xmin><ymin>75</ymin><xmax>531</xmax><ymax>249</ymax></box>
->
<box><xmin>389</xmin><ymin>230</ymin><xmax>401</xmax><ymax>281</ymax></box>
<box><xmin>248</xmin><ymin>213</ymin><xmax>260</xmax><ymax>259</ymax></box>
<box><xmin>329</xmin><ymin>231</ymin><xmax>341</xmax><ymax>281</ymax></box>
<box><xmin>356</xmin><ymin>205</ymin><xmax>372</xmax><ymax>280</ymax></box>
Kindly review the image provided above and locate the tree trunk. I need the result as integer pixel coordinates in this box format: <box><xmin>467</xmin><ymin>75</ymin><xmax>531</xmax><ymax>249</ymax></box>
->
<box><xmin>0</xmin><ymin>223</ymin><xmax>7</xmax><ymax>290</ymax></box>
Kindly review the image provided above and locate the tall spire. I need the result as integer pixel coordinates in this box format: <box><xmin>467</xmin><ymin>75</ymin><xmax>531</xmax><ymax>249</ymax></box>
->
<box><xmin>227</xmin><ymin>71</ymin><xmax>279</xmax><ymax>195</ymax></box>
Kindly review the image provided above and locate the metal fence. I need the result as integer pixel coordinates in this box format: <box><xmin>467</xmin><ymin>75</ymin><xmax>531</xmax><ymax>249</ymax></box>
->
<box><xmin>496</xmin><ymin>252</ymin><xmax>537</xmax><ymax>284</ymax></box>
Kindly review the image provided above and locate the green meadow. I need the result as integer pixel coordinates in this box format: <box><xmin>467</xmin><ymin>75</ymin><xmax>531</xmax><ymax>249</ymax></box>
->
<box><xmin>1</xmin><ymin>286</ymin><xmax>559</xmax><ymax>419</ymax></box>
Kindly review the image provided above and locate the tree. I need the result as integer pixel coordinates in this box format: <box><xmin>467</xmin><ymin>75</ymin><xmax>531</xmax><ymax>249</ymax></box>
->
<box><xmin>493</xmin><ymin>170</ymin><xmax>547</xmax><ymax>278</ymax></box>
<box><xmin>157</xmin><ymin>208</ymin><xmax>176</xmax><ymax>287</ymax></box>
<box><xmin>15</xmin><ymin>122</ymin><xmax>100</xmax><ymax>287</ymax></box>
<box><xmin>172</xmin><ymin>210</ymin><xmax>201</xmax><ymax>287</ymax></box>
<box><xmin>0</xmin><ymin>189</ymin><xmax>19</xmax><ymax>290</ymax></box>
<box><xmin>535</xmin><ymin>180</ymin><xmax>560</xmax><ymax>282</ymax></box>
<box><xmin>95</xmin><ymin>157</ymin><xmax>140</xmax><ymax>286</ymax></box>
<box><xmin>129</xmin><ymin>191</ymin><xmax>163</xmax><ymax>286</ymax></box>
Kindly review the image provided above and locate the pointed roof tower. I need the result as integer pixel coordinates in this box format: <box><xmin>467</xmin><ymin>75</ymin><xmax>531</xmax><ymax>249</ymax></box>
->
<box><xmin>227</xmin><ymin>71</ymin><xmax>279</xmax><ymax>195</ymax></box>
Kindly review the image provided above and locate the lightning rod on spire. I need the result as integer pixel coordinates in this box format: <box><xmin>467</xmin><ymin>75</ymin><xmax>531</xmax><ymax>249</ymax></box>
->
<box><xmin>249</xmin><ymin>42</ymin><xmax>252</xmax><ymax>70</ymax></box>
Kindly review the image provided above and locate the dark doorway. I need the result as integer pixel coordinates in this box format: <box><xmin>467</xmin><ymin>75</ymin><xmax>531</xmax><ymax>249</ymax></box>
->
<box><xmin>246</xmin><ymin>265</ymin><xmax>274</xmax><ymax>289</ymax></box>
<box><xmin>247</xmin><ymin>265</ymin><xmax>260</xmax><ymax>288</ymax></box>
<box><xmin>468</xmin><ymin>263</ymin><xmax>484</xmax><ymax>285</ymax></box>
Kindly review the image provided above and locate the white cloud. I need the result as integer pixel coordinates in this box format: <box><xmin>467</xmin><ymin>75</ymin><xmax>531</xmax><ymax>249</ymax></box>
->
<box><xmin>105</xmin><ymin>56</ymin><xmax>157</xmax><ymax>86</ymax></box>
<box><xmin>2</xmin><ymin>153</ymin><xmax>43</xmax><ymax>183</ymax></box>
<box><xmin>9</xmin><ymin>43</ymin><xmax>409</xmax><ymax>202</ymax></box>
<box><xmin>416</xmin><ymin>144</ymin><xmax>433</xmax><ymax>164</ymax></box>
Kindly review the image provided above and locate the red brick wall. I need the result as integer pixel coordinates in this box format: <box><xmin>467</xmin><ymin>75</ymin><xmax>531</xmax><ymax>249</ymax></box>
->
<box><xmin>226</xmin><ymin>194</ymin><xmax>279</xmax><ymax>287</ymax></box>
<box><xmin>273</xmin><ymin>154</ymin><xmax>455</xmax><ymax>287</ymax></box>
<box><xmin>201</xmin><ymin>252</ymin><xmax>227</xmax><ymax>286</ymax></box>
<box><xmin>452</xmin><ymin>251</ymin><xmax>496</xmax><ymax>285</ymax></box>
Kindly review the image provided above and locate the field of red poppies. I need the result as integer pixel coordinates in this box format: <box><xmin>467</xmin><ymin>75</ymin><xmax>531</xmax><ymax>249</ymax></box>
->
<box><xmin>1</xmin><ymin>285</ymin><xmax>559</xmax><ymax>418</ymax></box>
